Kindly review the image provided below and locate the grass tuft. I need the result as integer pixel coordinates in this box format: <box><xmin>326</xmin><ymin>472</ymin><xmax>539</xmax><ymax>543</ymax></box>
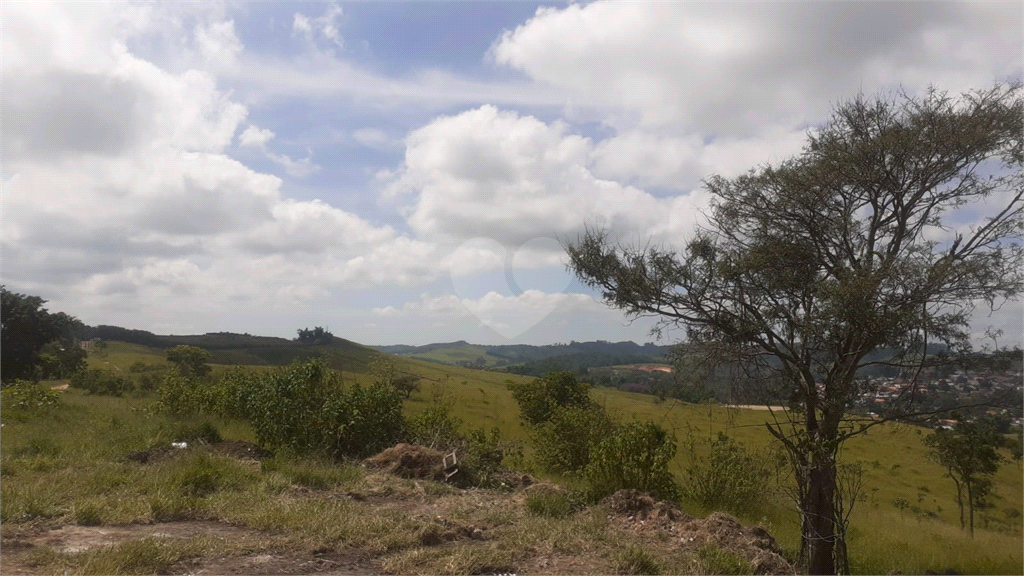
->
<box><xmin>692</xmin><ymin>544</ymin><xmax>753</xmax><ymax>575</ymax></box>
<box><xmin>526</xmin><ymin>490</ymin><xmax>574</xmax><ymax>518</ymax></box>
<box><xmin>615</xmin><ymin>545</ymin><xmax>661</xmax><ymax>575</ymax></box>
<box><xmin>74</xmin><ymin>500</ymin><xmax>104</xmax><ymax>526</ymax></box>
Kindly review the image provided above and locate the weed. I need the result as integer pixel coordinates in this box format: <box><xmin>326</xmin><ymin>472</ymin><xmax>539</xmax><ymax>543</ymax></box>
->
<box><xmin>149</xmin><ymin>492</ymin><xmax>199</xmax><ymax>522</ymax></box>
<box><xmin>381</xmin><ymin>545</ymin><xmax>516</xmax><ymax>575</ymax></box>
<box><xmin>0</xmin><ymin>380</ymin><xmax>60</xmax><ymax>414</ymax></box>
<box><xmin>74</xmin><ymin>500</ymin><xmax>104</xmax><ymax>526</ymax></box>
<box><xmin>693</xmin><ymin>544</ymin><xmax>753</xmax><ymax>575</ymax></box>
<box><xmin>682</xmin><ymin>431</ymin><xmax>771</xmax><ymax>515</ymax></box>
<box><xmin>526</xmin><ymin>490</ymin><xmax>574</xmax><ymax>518</ymax></box>
<box><xmin>615</xmin><ymin>545</ymin><xmax>661</xmax><ymax>575</ymax></box>
<box><xmin>13</xmin><ymin>437</ymin><xmax>61</xmax><ymax>458</ymax></box>
<box><xmin>39</xmin><ymin>536</ymin><xmax>205</xmax><ymax>575</ymax></box>
<box><xmin>171</xmin><ymin>420</ymin><xmax>222</xmax><ymax>445</ymax></box>
<box><xmin>278</xmin><ymin>459</ymin><xmax>364</xmax><ymax>490</ymax></box>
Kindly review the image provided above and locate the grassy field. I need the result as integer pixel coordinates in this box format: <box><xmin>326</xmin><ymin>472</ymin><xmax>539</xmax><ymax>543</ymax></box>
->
<box><xmin>403</xmin><ymin>345</ymin><xmax>508</xmax><ymax>367</ymax></box>
<box><xmin>7</xmin><ymin>341</ymin><xmax>1021</xmax><ymax>574</ymax></box>
<box><xmin>395</xmin><ymin>362</ymin><xmax>1024</xmax><ymax>574</ymax></box>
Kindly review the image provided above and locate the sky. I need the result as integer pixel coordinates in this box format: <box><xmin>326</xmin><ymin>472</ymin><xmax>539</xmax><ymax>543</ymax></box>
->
<box><xmin>2</xmin><ymin>1</ymin><xmax>1022</xmax><ymax>347</ymax></box>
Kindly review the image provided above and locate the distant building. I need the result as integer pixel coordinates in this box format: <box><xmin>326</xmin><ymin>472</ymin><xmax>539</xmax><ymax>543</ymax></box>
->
<box><xmin>79</xmin><ymin>338</ymin><xmax>101</xmax><ymax>350</ymax></box>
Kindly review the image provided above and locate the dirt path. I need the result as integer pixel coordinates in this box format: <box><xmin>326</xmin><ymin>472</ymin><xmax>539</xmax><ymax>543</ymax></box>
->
<box><xmin>0</xmin><ymin>521</ymin><xmax>378</xmax><ymax>575</ymax></box>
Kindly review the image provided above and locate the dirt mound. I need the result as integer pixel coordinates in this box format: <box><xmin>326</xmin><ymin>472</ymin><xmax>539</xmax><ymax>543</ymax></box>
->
<box><xmin>601</xmin><ymin>489</ymin><xmax>690</xmax><ymax>523</ymax></box>
<box><xmin>364</xmin><ymin>444</ymin><xmax>445</xmax><ymax>480</ymax></box>
<box><xmin>125</xmin><ymin>441</ymin><xmax>273</xmax><ymax>464</ymax></box>
<box><xmin>600</xmin><ymin>492</ymin><xmax>792</xmax><ymax>574</ymax></box>
<box><xmin>524</xmin><ymin>481</ymin><xmax>565</xmax><ymax>496</ymax></box>
<box><xmin>682</xmin><ymin>512</ymin><xmax>791</xmax><ymax>574</ymax></box>
<box><xmin>495</xmin><ymin>470</ymin><xmax>535</xmax><ymax>489</ymax></box>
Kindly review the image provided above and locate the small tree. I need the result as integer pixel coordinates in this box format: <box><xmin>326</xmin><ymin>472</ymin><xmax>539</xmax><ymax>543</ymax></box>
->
<box><xmin>682</xmin><ymin>431</ymin><xmax>772</xmax><ymax>515</ymax></box>
<box><xmin>533</xmin><ymin>404</ymin><xmax>615</xmax><ymax>474</ymax></box>
<box><xmin>508</xmin><ymin>371</ymin><xmax>592</xmax><ymax>426</ymax></box>
<box><xmin>1</xmin><ymin>286</ymin><xmax>83</xmax><ymax>383</ymax></box>
<box><xmin>368</xmin><ymin>355</ymin><xmax>420</xmax><ymax>398</ymax></box>
<box><xmin>166</xmin><ymin>345</ymin><xmax>212</xmax><ymax>379</ymax></box>
<box><xmin>567</xmin><ymin>84</ymin><xmax>1023</xmax><ymax>574</ymax></box>
<box><xmin>586</xmin><ymin>420</ymin><xmax>681</xmax><ymax>501</ymax></box>
<box><xmin>923</xmin><ymin>418</ymin><xmax>1006</xmax><ymax>536</ymax></box>
<box><xmin>296</xmin><ymin>326</ymin><xmax>333</xmax><ymax>345</ymax></box>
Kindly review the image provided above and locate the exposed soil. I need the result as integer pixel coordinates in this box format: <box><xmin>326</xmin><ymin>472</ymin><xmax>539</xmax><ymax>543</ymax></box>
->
<box><xmin>600</xmin><ymin>493</ymin><xmax>793</xmax><ymax>575</ymax></box>
<box><xmin>601</xmin><ymin>488</ymin><xmax>691</xmax><ymax>523</ymax></box>
<box><xmin>126</xmin><ymin>440</ymin><xmax>273</xmax><ymax>464</ymax></box>
<box><xmin>187</xmin><ymin>546</ymin><xmax>376</xmax><ymax>575</ymax></box>
<box><xmin>0</xmin><ymin>521</ymin><xmax>377</xmax><ymax>575</ymax></box>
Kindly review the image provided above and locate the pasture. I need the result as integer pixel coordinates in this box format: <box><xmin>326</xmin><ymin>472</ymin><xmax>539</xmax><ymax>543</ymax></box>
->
<box><xmin>3</xmin><ymin>340</ymin><xmax>1020</xmax><ymax>574</ymax></box>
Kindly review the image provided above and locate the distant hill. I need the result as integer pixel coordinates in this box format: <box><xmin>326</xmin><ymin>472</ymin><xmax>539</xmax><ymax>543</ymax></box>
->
<box><xmin>83</xmin><ymin>325</ymin><xmax>379</xmax><ymax>372</ymax></box>
<box><xmin>371</xmin><ymin>340</ymin><xmax>670</xmax><ymax>372</ymax></box>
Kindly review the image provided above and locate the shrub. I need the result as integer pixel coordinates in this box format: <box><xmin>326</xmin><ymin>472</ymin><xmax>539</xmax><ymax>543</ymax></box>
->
<box><xmin>508</xmin><ymin>371</ymin><xmax>591</xmax><ymax>425</ymax></box>
<box><xmin>454</xmin><ymin>426</ymin><xmax>520</xmax><ymax>488</ymax></box>
<box><xmin>328</xmin><ymin>381</ymin><xmax>406</xmax><ymax>458</ymax></box>
<box><xmin>586</xmin><ymin>421</ymin><xmax>680</xmax><ymax>501</ymax></box>
<box><xmin>0</xmin><ymin>380</ymin><xmax>60</xmax><ymax>413</ymax></box>
<box><xmin>70</xmin><ymin>368</ymin><xmax>133</xmax><ymax>396</ymax></box>
<box><xmin>682</xmin><ymin>432</ymin><xmax>771</xmax><ymax>515</ymax></box>
<box><xmin>156</xmin><ymin>372</ymin><xmax>211</xmax><ymax>415</ymax></box>
<box><xmin>406</xmin><ymin>396</ymin><xmax>464</xmax><ymax>449</ymax></box>
<box><xmin>526</xmin><ymin>490</ymin><xmax>574</xmax><ymax>518</ymax></box>
<box><xmin>405</xmin><ymin>393</ymin><xmax>521</xmax><ymax>488</ymax></box>
<box><xmin>168</xmin><ymin>420</ymin><xmax>222</xmax><ymax>445</ymax></box>
<box><xmin>230</xmin><ymin>359</ymin><xmax>405</xmax><ymax>459</ymax></box>
<box><xmin>165</xmin><ymin>345</ymin><xmax>212</xmax><ymax>379</ymax></box>
<box><xmin>533</xmin><ymin>405</ymin><xmax>613</xmax><ymax>474</ymax></box>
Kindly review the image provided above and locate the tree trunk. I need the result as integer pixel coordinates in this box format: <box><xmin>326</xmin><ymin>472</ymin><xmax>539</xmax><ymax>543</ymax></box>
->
<box><xmin>967</xmin><ymin>482</ymin><xmax>975</xmax><ymax>538</ymax></box>
<box><xmin>951</xmin><ymin>477</ymin><xmax>965</xmax><ymax>530</ymax></box>
<box><xmin>806</xmin><ymin>453</ymin><xmax>838</xmax><ymax>575</ymax></box>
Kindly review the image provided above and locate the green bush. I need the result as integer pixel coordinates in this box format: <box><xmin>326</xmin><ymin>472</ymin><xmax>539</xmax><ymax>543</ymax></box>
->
<box><xmin>328</xmin><ymin>382</ymin><xmax>406</xmax><ymax>458</ymax></box>
<box><xmin>533</xmin><ymin>405</ymin><xmax>613</xmax><ymax>474</ymax></box>
<box><xmin>70</xmin><ymin>368</ymin><xmax>134</xmax><ymax>396</ymax></box>
<box><xmin>228</xmin><ymin>359</ymin><xmax>405</xmax><ymax>459</ymax></box>
<box><xmin>406</xmin><ymin>394</ymin><xmax>521</xmax><ymax>488</ymax></box>
<box><xmin>156</xmin><ymin>371</ymin><xmax>214</xmax><ymax>415</ymax></box>
<box><xmin>454</xmin><ymin>427</ymin><xmax>520</xmax><ymax>488</ymax></box>
<box><xmin>0</xmin><ymin>380</ymin><xmax>59</xmax><ymax>413</ymax></box>
<box><xmin>407</xmin><ymin>397</ymin><xmax>464</xmax><ymax>449</ymax></box>
<box><xmin>508</xmin><ymin>371</ymin><xmax>592</xmax><ymax>425</ymax></box>
<box><xmin>168</xmin><ymin>420</ymin><xmax>222</xmax><ymax>445</ymax></box>
<box><xmin>681</xmin><ymin>432</ymin><xmax>771</xmax><ymax>515</ymax></box>
<box><xmin>586</xmin><ymin>421</ymin><xmax>680</xmax><ymax>501</ymax></box>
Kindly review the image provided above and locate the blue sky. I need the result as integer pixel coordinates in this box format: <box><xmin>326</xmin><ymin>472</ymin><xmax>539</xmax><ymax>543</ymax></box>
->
<box><xmin>2</xmin><ymin>1</ymin><xmax>1022</xmax><ymax>346</ymax></box>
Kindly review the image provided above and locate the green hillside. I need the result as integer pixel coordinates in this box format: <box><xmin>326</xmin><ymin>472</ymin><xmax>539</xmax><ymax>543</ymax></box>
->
<box><xmin>72</xmin><ymin>336</ymin><xmax>1023</xmax><ymax>574</ymax></box>
<box><xmin>373</xmin><ymin>340</ymin><xmax>669</xmax><ymax>369</ymax></box>
<box><xmin>85</xmin><ymin>329</ymin><xmax>380</xmax><ymax>373</ymax></box>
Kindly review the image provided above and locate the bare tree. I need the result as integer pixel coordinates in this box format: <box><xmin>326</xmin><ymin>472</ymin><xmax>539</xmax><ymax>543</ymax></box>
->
<box><xmin>566</xmin><ymin>84</ymin><xmax>1023</xmax><ymax>574</ymax></box>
